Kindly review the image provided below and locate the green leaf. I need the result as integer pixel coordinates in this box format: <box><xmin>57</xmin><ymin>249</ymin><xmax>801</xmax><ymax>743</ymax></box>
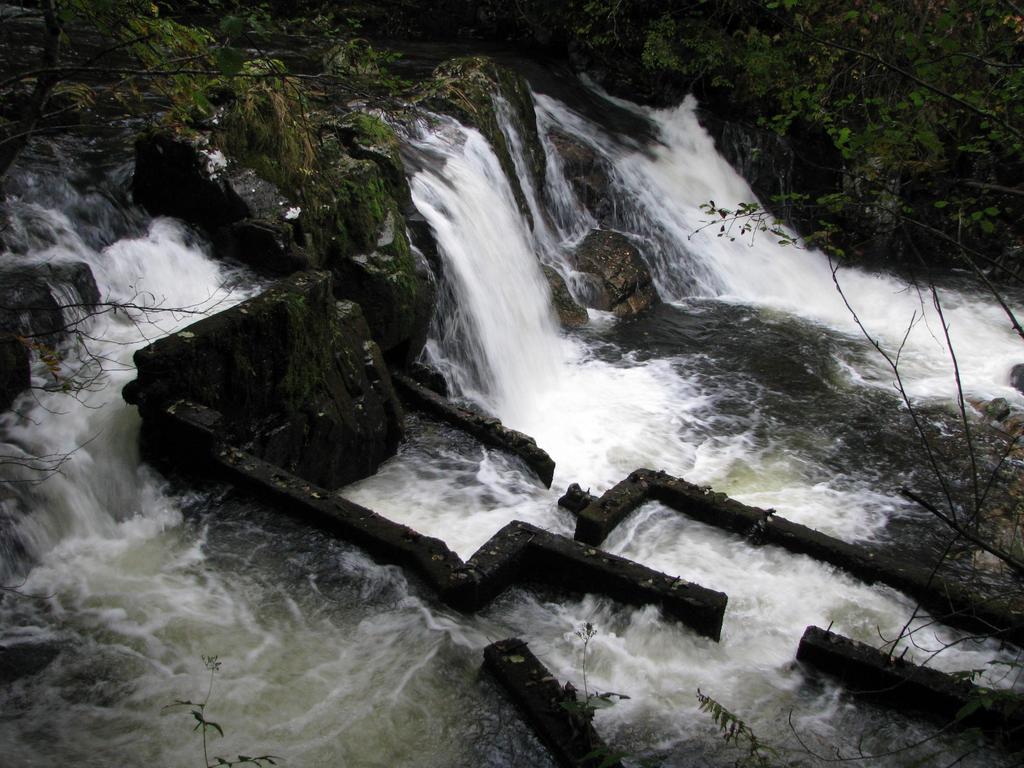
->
<box><xmin>956</xmin><ymin>699</ymin><xmax>982</xmax><ymax>720</ymax></box>
<box><xmin>220</xmin><ymin>15</ymin><xmax>245</xmax><ymax>37</ymax></box>
<box><xmin>192</xmin><ymin>90</ymin><xmax>213</xmax><ymax>115</ymax></box>
<box><xmin>214</xmin><ymin>47</ymin><xmax>246</xmax><ymax>77</ymax></box>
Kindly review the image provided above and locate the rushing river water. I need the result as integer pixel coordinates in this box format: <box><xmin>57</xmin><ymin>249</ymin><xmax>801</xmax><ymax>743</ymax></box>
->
<box><xmin>1</xmin><ymin>55</ymin><xmax>1022</xmax><ymax>767</ymax></box>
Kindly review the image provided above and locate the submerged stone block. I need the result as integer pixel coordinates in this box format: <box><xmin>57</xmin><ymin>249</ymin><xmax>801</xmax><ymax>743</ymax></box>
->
<box><xmin>797</xmin><ymin>626</ymin><xmax>1024</xmax><ymax>734</ymax></box>
<box><xmin>393</xmin><ymin>372</ymin><xmax>556</xmax><ymax>488</ymax></box>
<box><xmin>572</xmin><ymin>469</ymin><xmax>1024</xmax><ymax>647</ymax></box>
<box><xmin>483</xmin><ymin>638</ymin><xmax>621</xmax><ymax>768</ymax></box>
<box><xmin>573</xmin><ymin>471</ymin><xmax>651</xmax><ymax>545</ymax></box>
<box><xmin>154</xmin><ymin>399</ymin><xmax>726</xmax><ymax>640</ymax></box>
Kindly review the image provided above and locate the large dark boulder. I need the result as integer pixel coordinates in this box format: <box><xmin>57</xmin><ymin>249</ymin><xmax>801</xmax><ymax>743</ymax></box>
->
<box><xmin>133</xmin><ymin>131</ymin><xmax>308</xmax><ymax>276</ymax></box>
<box><xmin>0</xmin><ymin>643</ymin><xmax>59</xmax><ymax>684</ymax></box>
<box><xmin>571</xmin><ymin>230</ymin><xmax>658</xmax><ymax>318</ymax></box>
<box><xmin>124</xmin><ymin>271</ymin><xmax>403</xmax><ymax>489</ymax></box>
<box><xmin>133</xmin><ymin>132</ymin><xmax>251</xmax><ymax>231</ymax></box>
<box><xmin>0</xmin><ymin>334</ymin><xmax>29</xmax><ymax>411</ymax></box>
<box><xmin>0</xmin><ymin>261</ymin><xmax>100</xmax><ymax>340</ymax></box>
<box><xmin>132</xmin><ymin>109</ymin><xmax>434</xmax><ymax>366</ymax></box>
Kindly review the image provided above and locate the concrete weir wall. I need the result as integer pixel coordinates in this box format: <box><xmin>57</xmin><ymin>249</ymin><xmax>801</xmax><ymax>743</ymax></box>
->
<box><xmin>391</xmin><ymin>372</ymin><xmax>556</xmax><ymax>488</ymax></box>
<box><xmin>797</xmin><ymin>626</ymin><xmax>1024</xmax><ymax>735</ymax></box>
<box><xmin>568</xmin><ymin>469</ymin><xmax>1024</xmax><ymax>647</ymax></box>
<box><xmin>149</xmin><ymin>400</ymin><xmax>728</xmax><ymax>641</ymax></box>
<box><xmin>483</xmin><ymin>638</ymin><xmax>622</xmax><ymax>768</ymax></box>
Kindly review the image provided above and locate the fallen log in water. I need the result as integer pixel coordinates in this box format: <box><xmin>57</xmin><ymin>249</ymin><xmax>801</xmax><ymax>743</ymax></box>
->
<box><xmin>392</xmin><ymin>372</ymin><xmax>556</xmax><ymax>488</ymax></box>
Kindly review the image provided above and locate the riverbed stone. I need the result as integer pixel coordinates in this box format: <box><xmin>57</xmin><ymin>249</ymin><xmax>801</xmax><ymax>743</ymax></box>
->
<box><xmin>547</xmin><ymin>130</ymin><xmax>614</xmax><ymax>222</ymax></box>
<box><xmin>557</xmin><ymin>482</ymin><xmax>597</xmax><ymax>513</ymax></box>
<box><xmin>0</xmin><ymin>261</ymin><xmax>100</xmax><ymax>340</ymax></box>
<box><xmin>1010</xmin><ymin>364</ymin><xmax>1024</xmax><ymax>394</ymax></box>
<box><xmin>0</xmin><ymin>643</ymin><xmax>60</xmax><ymax>683</ymax></box>
<box><xmin>572</xmin><ymin>230</ymin><xmax>658</xmax><ymax>318</ymax></box>
<box><xmin>124</xmin><ymin>270</ymin><xmax>403</xmax><ymax>489</ymax></box>
<box><xmin>542</xmin><ymin>266</ymin><xmax>588</xmax><ymax>328</ymax></box>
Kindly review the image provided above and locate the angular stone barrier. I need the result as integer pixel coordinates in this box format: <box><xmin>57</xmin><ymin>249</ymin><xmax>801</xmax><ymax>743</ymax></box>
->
<box><xmin>463</xmin><ymin>521</ymin><xmax>727</xmax><ymax>641</ymax></box>
<box><xmin>571</xmin><ymin>469</ymin><xmax>1024</xmax><ymax>647</ymax></box>
<box><xmin>392</xmin><ymin>372</ymin><xmax>556</xmax><ymax>488</ymax></box>
<box><xmin>797</xmin><ymin>626</ymin><xmax>1024</xmax><ymax>734</ymax></box>
<box><xmin>150</xmin><ymin>401</ymin><xmax>726</xmax><ymax>640</ymax></box>
<box><xmin>484</xmin><ymin>638</ymin><xmax>622</xmax><ymax>768</ymax></box>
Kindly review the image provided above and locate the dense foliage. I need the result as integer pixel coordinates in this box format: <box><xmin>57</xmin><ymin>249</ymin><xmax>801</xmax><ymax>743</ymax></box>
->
<box><xmin>543</xmin><ymin>0</ymin><xmax>1022</xmax><ymax>270</ymax></box>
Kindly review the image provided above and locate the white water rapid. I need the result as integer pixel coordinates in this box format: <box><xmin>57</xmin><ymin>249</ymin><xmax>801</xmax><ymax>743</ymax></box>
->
<box><xmin>1</xmin><ymin>77</ymin><xmax>1021</xmax><ymax>767</ymax></box>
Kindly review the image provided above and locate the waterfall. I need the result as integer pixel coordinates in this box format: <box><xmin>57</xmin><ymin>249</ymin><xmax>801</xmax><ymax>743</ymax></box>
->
<box><xmin>1</xmin><ymin>73</ymin><xmax>1020</xmax><ymax>767</ymax></box>
<box><xmin>0</xmin><ymin>177</ymin><xmax>253</xmax><ymax>580</ymax></box>
<box><xmin>408</xmin><ymin>116</ymin><xmax>566</xmax><ymax>429</ymax></box>
<box><xmin>535</xmin><ymin>92</ymin><xmax>1024</xmax><ymax>404</ymax></box>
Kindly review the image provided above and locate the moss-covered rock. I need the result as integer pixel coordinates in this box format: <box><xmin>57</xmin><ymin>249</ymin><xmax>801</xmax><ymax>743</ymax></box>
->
<box><xmin>335</xmin><ymin>111</ymin><xmax>411</xmax><ymax>209</ymax></box>
<box><xmin>124</xmin><ymin>271</ymin><xmax>403</xmax><ymax>489</ymax></box>
<box><xmin>132</xmin><ymin>88</ymin><xmax>435</xmax><ymax>364</ymax></box>
<box><xmin>415</xmin><ymin>56</ymin><xmax>545</xmax><ymax>217</ymax></box>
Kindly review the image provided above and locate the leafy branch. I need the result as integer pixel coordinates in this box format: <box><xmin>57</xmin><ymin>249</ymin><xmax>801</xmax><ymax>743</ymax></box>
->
<box><xmin>697</xmin><ymin>689</ymin><xmax>795</xmax><ymax>768</ymax></box>
<box><xmin>163</xmin><ymin>656</ymin><xmax>278</xmax><ymax>768</ymax></box>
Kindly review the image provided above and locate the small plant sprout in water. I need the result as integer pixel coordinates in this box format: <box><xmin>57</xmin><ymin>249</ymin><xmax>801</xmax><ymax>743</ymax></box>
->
<box><xmin>163</xmin><ymin>655</ymin><xmax>279</xmax><ymax>768</ymax></box>
<box><xmin>562</xmin><ymin>622</ymin><xmax>631</xmax><ymax>720</ymax></box>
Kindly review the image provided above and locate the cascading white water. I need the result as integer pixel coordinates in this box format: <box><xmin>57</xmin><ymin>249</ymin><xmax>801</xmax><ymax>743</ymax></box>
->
<box><xmin>0</xmin><ymin>166</ymin><xmax>554</xmax><ymax>766</ymax></box>
<box><xmin>0</xmin><ymin>194</ymin><xmax>250</xmax><ymax>579</ymax></box>
<box><xmin>347</xmin><ymin>83</ymin><xmax>1022</xmax><ymax>765</ymax></box>
<box><xmin>3</xmin><ymin>73</ymin><xmax>1021</xmax><ymax>767</ymax></box>
<box><xmin>535</xmin><ymin>92</ymin><xmax>1024</xmax><ymax>404</ymax></box>
<box><xmin>408</xmin><ymin>117</ymin><xmax>566</xmax><ymax>428</ymax></box>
